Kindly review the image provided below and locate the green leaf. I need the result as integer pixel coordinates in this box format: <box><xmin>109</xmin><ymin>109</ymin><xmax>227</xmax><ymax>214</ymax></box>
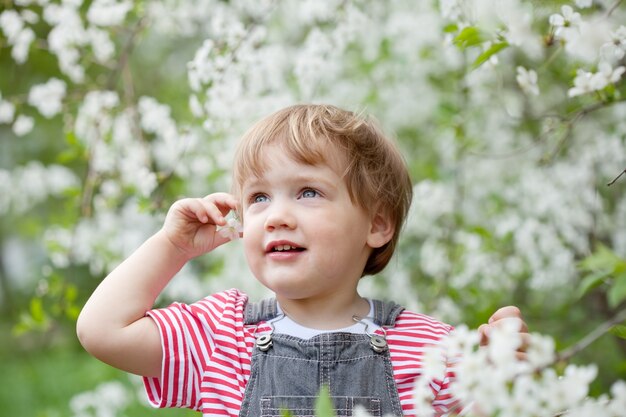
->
<box><xmin>443</xmin><ymin>23</ymin><xmax>459</xmax><ymax>33</ymax></box>
<box><xmin>65</xmin><ymin>284</ymin><xmax>78</xmax><ymax>302</ymax></box>
<box><xmin>453</xmin><ymin>26</ymin><xmax>485</xmax><ymax>49</ymax></box>
<box><xmin>609</xmin><ymin>324</ymin><xmax>626</xmax><ymax>340</ymax></box>
<box><xmin>577</xmin><ymin>269</ymin><xmax>612</xmax><ymax>298</ymax></box>
<box><xmin>315</xmin><ymin>386</ymin><xmax>335</xmax><ymax>417</ymax></box>
<box><xmin>30</xmin><ymin>297</ymin><xmax>45</xmax><ymax>323</ymax></box>
<box><xmin>608</xmin><ymin>273</ymin><xmax>626</xmax><ymax>308</ymax></box>
<box><xmin>280</xmin><ymin>409</ymin><xmax>294</xmax><ymax>417</ymax></box>
<box><xmin>471</xmin><ymin>42</ymin><xmax>509</xmax><ymax>69</ymax></box>
<box><xmin>579</xmin><ymin>245</ymin><xmax>626</xmax><ymax>273</ymax></box>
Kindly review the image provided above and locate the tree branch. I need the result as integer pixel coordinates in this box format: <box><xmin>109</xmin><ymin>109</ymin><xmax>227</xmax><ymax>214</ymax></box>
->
<box><xmin>106</xmin><ymin>16</ymin><xmax>147</xmax><ymax>91</ymax></box>
<box><xmin>607</xmin><ymin>0</ymin><xmax>623</xmax><ymax>17</ymax></box>
<box><xmin>556</xmin><ymin>308</ymin><xmax>626</xmax><ymax>362</ymax></box>
<box><xmin>607</xmin><ymin>169</ymin><xmax>626</xmax><ymax>186</ymax></box>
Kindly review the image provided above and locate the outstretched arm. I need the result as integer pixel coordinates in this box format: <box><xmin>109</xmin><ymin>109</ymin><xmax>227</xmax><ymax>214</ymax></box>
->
<box><xmin>76</xmin><ymin>193</ymin><xmax>239</xmax><ymax>377</ymax></box>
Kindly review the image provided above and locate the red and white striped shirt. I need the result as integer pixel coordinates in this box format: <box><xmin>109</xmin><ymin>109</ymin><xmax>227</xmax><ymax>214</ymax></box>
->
<box><xmin>143</xmin><ymin>289</ymin><xmax>457</xmax><ymax>416</ymax></box>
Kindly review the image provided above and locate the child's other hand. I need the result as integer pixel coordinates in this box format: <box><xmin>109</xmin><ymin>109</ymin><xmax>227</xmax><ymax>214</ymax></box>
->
<box><xmin>161</xmin><ymin>192</ymin><xmax>240</xmax><ymax>258</ymax></box>
<box><xmin>478</xmin><ymin>306</ymin><xmax>530</xmax><ymax>361</ymax></box>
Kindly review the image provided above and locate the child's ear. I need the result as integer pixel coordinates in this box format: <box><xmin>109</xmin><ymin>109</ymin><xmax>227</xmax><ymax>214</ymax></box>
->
<box><xmin>366</xmin><ymin>212</ymin><xmax>394</xmax><ymax>249</ymax></box>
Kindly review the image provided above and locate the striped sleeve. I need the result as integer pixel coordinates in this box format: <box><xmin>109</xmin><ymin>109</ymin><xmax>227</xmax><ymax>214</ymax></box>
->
<box><xmin>386</xmin><ymin>310</ymin><xmax>460</xmax><ymax>416</ymax></box>
<box><xmin>142</xmin><ymin>289</ymin><xmax>250</xmax><ymax>411</ymax></box>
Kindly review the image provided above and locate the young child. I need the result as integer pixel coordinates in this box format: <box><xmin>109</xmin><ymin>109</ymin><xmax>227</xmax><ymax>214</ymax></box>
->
<box><xmin>77</xmin><ymin>104</ymin><xmax>527</xmax><ymax>417</ymax></box>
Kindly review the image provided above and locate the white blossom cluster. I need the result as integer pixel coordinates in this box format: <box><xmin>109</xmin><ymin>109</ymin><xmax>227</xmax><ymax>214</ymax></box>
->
<box><xmin>0</xmin><ymin>91</ymin><xmax>34</xmax><ymax>136</ymax></box>
<box><xmin>0</xmin><ymin>162</ymin><xmax>79</xmax><ymax>215</ymax></box>
<box><xmin>44</xmin><ymin>198</ymin><xmax>160</xmax><ymax>275</ymax></box>
<box><xmin>69</xmin><ymin>380</ymin><xmax>130</xmax><ymax>417</ymax></box>
<box><xmin>1</xmin><ymin>0</ymin><xmax>132</xmax><ymax>82</ymax></box>
<box><xmin>1</xmin><ymin>0</ymin><xmax>626</xmax><ymax>413</ymax></box>
<box><xmin>356</xmin><ymin>0</ymin><xmax>626</xmax><ymax>314</ymax></box>
<box><xmin>412</xmin><ymin>323</ymin><xmax>626</xmax><ymax>417</ymax></box>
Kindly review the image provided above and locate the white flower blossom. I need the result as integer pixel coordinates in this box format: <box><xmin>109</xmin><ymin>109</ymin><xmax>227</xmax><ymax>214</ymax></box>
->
<box><xmin>525</xmin><ymin>333</ymin><xmax>555</xmax><ymax>368</ymax></box>
<box><xmin>88</xmin><ymin>27</ymin><xmax>115</xmax><ymax>62</ymax></box>
<box><xmin>516</xmin><ymin>66</ymin><xmax>539</xmax><ymax>96</ymax></box>
<box><xmin>575</xmin><ymin>0</ymin><xmax>593</xmax><ymax>8</ymax></box>
<box><xmin>75</xmin><ymin>90</ymin><xmax>119</xmax><ymax>144</ymax></box>
<box><xmin>0</xmin><ymin>10</ymin><xmax>24</xmax><ymax>39</ymax></box>
<box><xmin>28</xmin><ymin>78</ymin><xmax>67</xmax><ymax>118</ymax></box>
<box><xmin>87</xmin><ymin>0</ymin><xmax>132</xmax><ymax>27</ymax></box>
<box><xmin>568</xmin><ymin>62</ymin><xmax>625</xmax><ymax>97</ymax></box>
<box><xmin>44</xmin><ymin>2</ymin><xmax>88</xmax><ymax>82</ymax></box>
<box><xmin>20</xmin><ymin>9</ymin><xmax>39</xmax><ymax>24</ymax></box>
<box><xmin>138</xmin><ymin>96</ymin><xmax>172</xmax><ymax>134</ymax></box>
<box><xmin>217</xmin><ymin>212</ymin><xmax>243</xmax><ymax>241</ymax></box>
<box><xmin>14</xmin><ymin>0</ymin><xmax>36</xmax><ymax>5</ymax></box>
<box><xmin>70</xmin><ymin>381</ymin><xmax>130</xmax><ymax>417</ymax></box>
<box><xmin>609</xmin><ymin>380</ymin><xmax>626</xmax><ymax>415</ymax></box>
<box><xmin>0</xmin><ymin>99</ymin><xmax>16</xmax><ymax>123</ymax></box>
<box><xmin>132</xmin><ymin>167</ymin><xmax>158</xmax><ymax>197</ymax></box>
<box><xmin>412</xmin><ymin>378</ymin><xmax>436</xmax><ymax>417</ymax></box>
<box><xmin>439</xmin><ymin>0</ymin><xmax>462</xmax><ymax>21</ymax></box>
<box><xmin>590</xmin><ymin>61</ymin><xmax>625</xmax><ymax>90</ymax></box>
<box><xmin>12</xmin><ymin>114</ymin><xmax>34</xmax><ymax>136</ymax></box>
<box><xmin>549</xmin><ymin>5</ymin><xmax>582</xmax><ymax>40</ymax></box>
<box><xmin>0</xmin><ymin>10</ymin><xmax>35</xmax><ymax>64</ymax></box>
<box><xmin>601</xmin><ymin>26</ymin><xmax>626</xmax><ymax>61</ymax></box>
<box><xmin>568</xmin><ymin>68</ymin><xmax>594</xmax><ymax>97</ymax></box>
<box><xmin>11</xmin><ymin>27</ymin><xmax>35</xmax><ymax>64</ymax></box>
<box><xmin>486</xmin><ymin>319</ymin><xmax>523</xmax><ymax>367</ymax></box>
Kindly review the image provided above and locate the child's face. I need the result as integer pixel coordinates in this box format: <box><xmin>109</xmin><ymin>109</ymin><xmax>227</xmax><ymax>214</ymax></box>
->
<box><xmin>240</xmin><ymin>146</ymin><xmax>378</xmax><ymax>301</ymax></box>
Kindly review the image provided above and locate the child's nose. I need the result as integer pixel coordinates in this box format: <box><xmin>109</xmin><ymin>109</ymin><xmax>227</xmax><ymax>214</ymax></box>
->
<box><xmin>264</xmin><ymin>201</ymin><xmax>296</xmax><ymax>231</ymax></box>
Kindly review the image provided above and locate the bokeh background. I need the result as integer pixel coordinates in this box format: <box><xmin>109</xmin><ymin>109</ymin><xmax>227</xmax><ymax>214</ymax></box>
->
<box><xmin>1</xmin><ymin>0</ymin><xmax>626</xmax><ymax>415</ymax></box>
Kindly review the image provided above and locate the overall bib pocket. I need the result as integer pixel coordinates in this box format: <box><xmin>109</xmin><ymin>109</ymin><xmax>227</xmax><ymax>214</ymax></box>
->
<box><xmin>260</xmin><ymin>395</ymin><xmax>382</xmax><ymax>417</ymax></box>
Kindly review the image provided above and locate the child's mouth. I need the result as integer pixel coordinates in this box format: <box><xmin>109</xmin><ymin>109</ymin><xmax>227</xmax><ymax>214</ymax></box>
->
<box><xmin>271</xmin><ymin>245</ymin><xmax>305</xmax><ymax>252</ymax></box>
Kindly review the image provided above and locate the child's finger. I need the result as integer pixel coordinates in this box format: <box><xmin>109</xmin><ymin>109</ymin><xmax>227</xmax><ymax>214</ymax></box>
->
<box><xmin>478</xmin><ymin>323</ymin><xmax>490</xmax><ymax>346</ymax></box>
<box><xmin>195</xmin><ymin>198</ymin><xmax>228</xmax><ymax>225</ymax></box>
<box><xmin>177</xmin><ymin>198</ymin><xmax>214</xmax><ymax>224</ymax></box>
<box><xmin>488</xmin><ymin>305</ymin><xmax>524</xmax><ymax>324</ymax></box>
<box><xmin>202</xmin><ymin>193</ymin><xmax>239</xmax><ymax>216</ymax></box>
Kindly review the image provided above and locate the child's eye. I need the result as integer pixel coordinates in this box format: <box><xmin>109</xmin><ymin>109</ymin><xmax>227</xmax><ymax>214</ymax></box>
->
<box><xmin>250</xmin><ymin>193</ymin><xmax>270</xmax><ymax>204</ymax></box>
<box><xmin>300</xmin><ymin>189</ymin><xmax>319</xmax><ymax>199</ymax></box>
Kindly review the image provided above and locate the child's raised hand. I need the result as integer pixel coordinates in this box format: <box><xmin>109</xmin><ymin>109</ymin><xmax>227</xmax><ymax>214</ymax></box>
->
<box><xmin>161</xmin><ymin>192</ymin><xmax>240</xmax><ymax>258</ymax></box>
<box><xmin>478</xmin><ymin>306</ymin><xmax>530</xmax><ymax>360</ymax></box>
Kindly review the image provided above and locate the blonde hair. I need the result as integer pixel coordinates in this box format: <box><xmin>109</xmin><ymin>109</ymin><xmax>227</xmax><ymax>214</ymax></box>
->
<box><xmin>232</xmin><ymin>104</ymin><xmax>413</xmax><ymax>276</ymax></box>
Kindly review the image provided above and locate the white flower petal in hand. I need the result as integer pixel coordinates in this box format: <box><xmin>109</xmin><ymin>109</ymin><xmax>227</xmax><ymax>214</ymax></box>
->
<box><xmin>217</xmin><ymin>216</ymin><xmax>243</xmax><ymax>241</ymax></box>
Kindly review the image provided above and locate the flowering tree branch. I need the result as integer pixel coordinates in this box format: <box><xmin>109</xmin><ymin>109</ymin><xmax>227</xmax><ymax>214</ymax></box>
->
<box><xmin>105</xmin><ymin>15</ymin><xmax>147</xmax><ymax>91</ymax></box>
<box><xmin>556</xmin><ymin>308</ymin><xmax>626</xmax><ymax>363</ymax></box>
<box><xmin>607</xmin><ymin>169</ymin><xmax>626</xmax><ymax>186</ymax></box>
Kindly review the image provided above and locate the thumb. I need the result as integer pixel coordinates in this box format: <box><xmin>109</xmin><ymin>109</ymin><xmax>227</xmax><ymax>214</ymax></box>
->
<box><xmin>478</xmin><ymin>324</ymin><xmax>491</xmax><ymax>346</ymax></box>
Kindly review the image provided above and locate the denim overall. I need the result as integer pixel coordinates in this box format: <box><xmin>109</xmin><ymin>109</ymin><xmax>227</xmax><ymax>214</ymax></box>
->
<box><xmin>240</xmin><ymin>298</ymin><xmax>405</xmax><ymax>417</ymax></box>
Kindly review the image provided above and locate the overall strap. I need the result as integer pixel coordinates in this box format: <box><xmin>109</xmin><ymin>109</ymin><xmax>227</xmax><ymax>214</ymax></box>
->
<box><xmin>244</xmin><ymin>297</ymin><xmax>279</xmax><ymax>325</ymax></box>
<box><xmin>371</xmin><ymin>300</ymin><xmax>404</xmax><ymax>326</ymax></box>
